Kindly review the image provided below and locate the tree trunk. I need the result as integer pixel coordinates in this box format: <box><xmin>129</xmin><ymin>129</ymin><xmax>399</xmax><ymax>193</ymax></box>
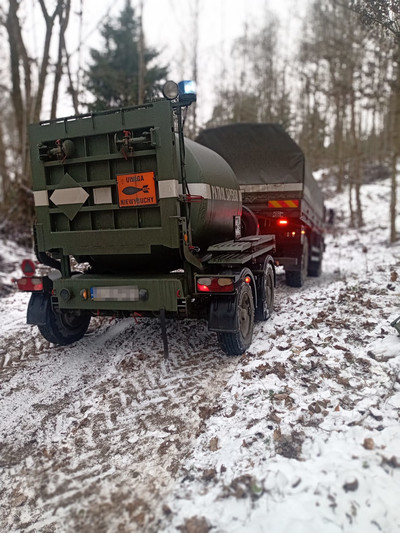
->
<box><xmin>390</xmin><ymin>44</ymin><xmax>400</xmax><ymax>243</ymax></box>
<box><xmin>0</xmin><ymin>123</ymin><xmax>8</xmax><ymax>204</ymax></box>
<box><xmin>350</xmin><ymin>82</ymin><xmax>364</xmax><ymax>227</ymax></box>
<box><xmin>34</xmin><ymin>0</ymin><xmax>63</xmax><ymax>122</ymax></box>
<box><xmin>348</xmin><ymin>182</ymin><xmax>355</xmax><ymax>228</ymax></box>
<box><xmin>51</xmin><ymin>1</ymin><xmax>71</xmax><ymax>119</ymax></box>
<box><xmin>137</xmin><ymin>0</ymin><xmax>145</xmax><ymax>105</ymax></box>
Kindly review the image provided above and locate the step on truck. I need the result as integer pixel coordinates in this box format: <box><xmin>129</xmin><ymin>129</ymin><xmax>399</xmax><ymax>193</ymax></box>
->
<box><xmin>196</xmin><ymin>124</ymin><xmax>325</xmax><ymax>287</ymax></box>
<box><xmin>15</xmin><ymin>81</ymin><xmax>276</xmax><ymax>356</ymax></box>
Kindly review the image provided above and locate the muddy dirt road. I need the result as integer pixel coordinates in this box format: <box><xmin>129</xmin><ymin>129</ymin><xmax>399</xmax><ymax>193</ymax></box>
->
<box><xmin>0</xmin><ymin>295</ymin><xmax>240</xmax><ymax>532</ymax></box>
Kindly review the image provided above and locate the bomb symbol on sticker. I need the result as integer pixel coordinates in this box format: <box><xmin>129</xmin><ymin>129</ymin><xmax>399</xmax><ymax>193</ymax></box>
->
<box><xmin>122</xmin><ymin>184</ymin><xmax>150</xmax><ymax>195</ymax></box>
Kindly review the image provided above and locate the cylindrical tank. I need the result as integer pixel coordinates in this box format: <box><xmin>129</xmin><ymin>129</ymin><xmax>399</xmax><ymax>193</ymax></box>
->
<box><xmin>183</xmin><ymin>139</ymin><xmax>241</xmax><ymax>248</ymax></box>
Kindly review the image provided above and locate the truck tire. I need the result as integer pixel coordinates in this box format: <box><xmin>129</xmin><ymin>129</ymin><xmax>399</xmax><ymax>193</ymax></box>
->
<box><xmin>38</xmin><ymin>297</ymin><xmax>91</xmax><ymax>345</ymax></box>
<box><xmin>285</xmin><ymin>237</ymin><xmax>308</xmax><ymax>288</ymax></box>
<box><xmin>255</xmin><ymin>262</ymin><xmax>274</xmax><ymax>321</ymax></box>
<box><xmin>218</xmin><ymin>282</ymin><xmax>255</xmax><ymax>356</ymax></box>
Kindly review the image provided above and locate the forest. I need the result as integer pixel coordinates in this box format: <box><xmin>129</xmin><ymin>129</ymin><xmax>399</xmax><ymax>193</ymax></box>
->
<box><xmin>0</xmin><ymin>0</ymin><xmax>399</xmax><ymax>242</ymax></box>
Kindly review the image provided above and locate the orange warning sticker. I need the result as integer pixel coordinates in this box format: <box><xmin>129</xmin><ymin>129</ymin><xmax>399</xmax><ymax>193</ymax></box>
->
<box><xmin>117</xmin><ymin>172</ymin><xmax>157</xmax><ymax>207</ymax></box>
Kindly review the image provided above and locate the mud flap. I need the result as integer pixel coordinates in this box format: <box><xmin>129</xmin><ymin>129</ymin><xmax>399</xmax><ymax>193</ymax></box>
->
<box><xmin>27</xmin><ymin>292</ymin><xmax>50</xmax><ymax>325</ymax></box>
<box><xmin>208</xmin><ymin>295</ymin><xmax>237</xmax><ymax>333</ymax></box>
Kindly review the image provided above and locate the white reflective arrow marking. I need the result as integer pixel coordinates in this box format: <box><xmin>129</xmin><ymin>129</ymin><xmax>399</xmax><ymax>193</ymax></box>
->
<box><xmin>50</xmin><ymin>187</ymin><xmax>89</xmax><ymax>205</ymax></box>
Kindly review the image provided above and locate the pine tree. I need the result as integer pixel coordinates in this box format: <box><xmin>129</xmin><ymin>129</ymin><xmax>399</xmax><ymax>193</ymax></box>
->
<box><xmin>85</xmin><ymin>0</ymin><xmax>167</xmax><ymax>111</ymax></box>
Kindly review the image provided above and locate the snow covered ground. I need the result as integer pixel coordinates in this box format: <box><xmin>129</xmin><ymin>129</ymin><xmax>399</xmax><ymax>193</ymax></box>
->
<box><xmin>0</xmin><ymin>177</ymin><xmax>399</xmax><ymax>532</ymax></box>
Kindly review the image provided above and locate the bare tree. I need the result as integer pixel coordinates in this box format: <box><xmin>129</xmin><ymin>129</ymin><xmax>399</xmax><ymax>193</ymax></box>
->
<box><xmin>0</xmin><ymin>0</ymin><xmax>75</xmax><ymax>227</ymax></box>
<box><xmin>207</xmin><ymin>13</ymin><xmax>292</xmax><ymax>130</ymax></box>
<box><xmin>138</xmin><ymin>0</ymin><xmax>145</xmax><ymax>105</ymax></box>
<box><xmin>51</xmin><ymin>0</ymin><xmax>72</xmax><ymax>119</ymax></box>
<box><xmin>350</xmin><ymin>0</ymin><xmax>400</xmax><ymax>242</ymax></box>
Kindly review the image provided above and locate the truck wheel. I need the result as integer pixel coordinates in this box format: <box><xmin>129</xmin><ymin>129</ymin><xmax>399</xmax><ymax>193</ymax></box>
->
<box><xmin>218</xmin><ymin>282</ymin><xmax>255</xmax><ymax>356</ymax></box>
<box><xmin>285</xmin><ymin>238</ymin><xmax>308</xmax><ymax>288</ymax></box>
<box><xmin>38</xmin><ymin>299</ymin><xmax>91</xmax><ymax>346</ymax></box>
<box><xmin>255</xmin><ymin>262</ymin><xmax>274</xmax><ymax>321</ymax></box>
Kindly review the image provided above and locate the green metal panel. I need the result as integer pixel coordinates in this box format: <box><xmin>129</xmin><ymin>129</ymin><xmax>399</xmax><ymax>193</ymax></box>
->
<box><xmin>53</xmin><ymin>274</ymin><xmax>184</xmax><ymax>312</ymax></box>
<box><xmin>29</xmin><ymin>101</ymin><xmax>182</xmax><ymax>270</ymax></box>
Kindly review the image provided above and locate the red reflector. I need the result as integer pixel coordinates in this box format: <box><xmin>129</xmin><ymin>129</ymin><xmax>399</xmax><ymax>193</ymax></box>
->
<box><xmin>278</xmin><ymin>219</ymin><xmax>288</xmax><ymax>226</ymax></box>
<box><xmin>21</xmin><ymin>259</ymin><xmax>36</xmax><ymax>277</ymax></box>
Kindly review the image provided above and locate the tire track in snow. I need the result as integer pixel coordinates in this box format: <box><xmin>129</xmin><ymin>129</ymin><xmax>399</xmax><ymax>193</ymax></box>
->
<box><xmin>0</xmin><ymin>316</ymin><xmax>240</xmax><ymax>532</ymax></box>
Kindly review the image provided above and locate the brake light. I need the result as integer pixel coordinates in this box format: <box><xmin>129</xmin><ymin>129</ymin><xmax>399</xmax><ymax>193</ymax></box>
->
<box><xmin>197</xmin><ymin>277</ymin><xmax>234</xmax><ymax>293</ymax></box>
<box><xmin>278</xmin><ymin>219</ymin><xmax>288</xmax><ymax>226</ymax></box>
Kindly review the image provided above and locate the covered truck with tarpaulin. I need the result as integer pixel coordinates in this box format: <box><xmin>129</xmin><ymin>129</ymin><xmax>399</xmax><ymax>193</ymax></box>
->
<box><xmin>196</xmin><ymin>123</ymin><xmax>325</xmax><ymax>287</ymax></box>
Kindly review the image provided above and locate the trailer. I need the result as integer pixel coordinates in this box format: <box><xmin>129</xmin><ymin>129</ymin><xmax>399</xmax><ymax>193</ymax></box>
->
<box><xmin>15</xmin><ymin>82</ymin><xmax>276</xmax><ymax>356</ymax></box>
<box><xmin>196</xmin><ymin>123</ymin><xmax>325</xmax><ymax>287</ymax></box>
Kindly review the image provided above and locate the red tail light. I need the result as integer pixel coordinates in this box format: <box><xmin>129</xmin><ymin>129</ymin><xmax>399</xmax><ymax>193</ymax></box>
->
<box><xmin>278</xmin><ymin>219</ymin><xmax>288</xmax><ymax>226</ymax></box>
<box><xmin>197</xmin><ymin>277</ymin><xmax>234</xmax><ymax>293</ymax></box>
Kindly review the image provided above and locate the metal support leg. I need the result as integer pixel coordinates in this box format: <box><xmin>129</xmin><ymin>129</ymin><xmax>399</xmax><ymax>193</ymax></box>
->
<box><xmin>160</xmin><ymin>308</ymin><xmax>169</xmax><ymax>359</ymax></box>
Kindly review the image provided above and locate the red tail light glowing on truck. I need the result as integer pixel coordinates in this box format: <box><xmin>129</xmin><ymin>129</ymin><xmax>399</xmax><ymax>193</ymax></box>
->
<box><xmin>196</xmin><ymin>277</ymin><xmax>234</xmax><ymax>293</ymax></box>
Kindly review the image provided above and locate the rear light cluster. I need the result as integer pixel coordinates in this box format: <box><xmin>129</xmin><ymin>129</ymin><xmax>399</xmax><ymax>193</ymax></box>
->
<box><xmin>277</xmin><ymin>219</ymin><xmax>307</xmax><ymax>239</ymax></box>
<box><xmin>13</xmin><ymin>259</ymin><xmax>44</xmax><ymax>292</ymax></box>
<box><xmin>197</xmin><ymin>277</ymin><xmax>234</xmax><ymax>293</ymax></box>
<box><xmin>15</xmin><ymin>277</ymin><xmax>43</xmax><ymax>292</ymax></box>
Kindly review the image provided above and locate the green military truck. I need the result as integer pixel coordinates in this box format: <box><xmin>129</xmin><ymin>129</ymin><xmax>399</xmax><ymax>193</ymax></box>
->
<box><xmin>196</xmin><ymin>124</ymin><xmax>325</xmax><ymax>287</ymax></box>
<box><xmin>15</xmin><ymin>82</ymin><xmax>276</xmax><ymax>356</ymax></box>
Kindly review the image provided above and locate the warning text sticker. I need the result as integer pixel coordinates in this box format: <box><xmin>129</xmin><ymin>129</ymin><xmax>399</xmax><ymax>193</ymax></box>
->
<box><xmin>117</xmin><ymin>172</ymin><xmax>157</xmax><ymax>207</ymax></box>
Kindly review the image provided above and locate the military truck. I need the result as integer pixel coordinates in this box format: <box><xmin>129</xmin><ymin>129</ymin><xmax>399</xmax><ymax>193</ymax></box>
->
<box><xmin>15</xmin><ymin>82</ymin><xmax>276</xmax><ymax>356</ymax></box>
<box><xmin>196</xmin><ymin>124</ymin><xmax>325</xmax><ymax>287</ymax></box>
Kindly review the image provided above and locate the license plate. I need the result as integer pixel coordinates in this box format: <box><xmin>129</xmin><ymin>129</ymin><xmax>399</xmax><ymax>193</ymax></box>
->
<box><xmin>90</xmin><ymin>286</ymin><xmax>139</xmax><ymax>301</ymax></box>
